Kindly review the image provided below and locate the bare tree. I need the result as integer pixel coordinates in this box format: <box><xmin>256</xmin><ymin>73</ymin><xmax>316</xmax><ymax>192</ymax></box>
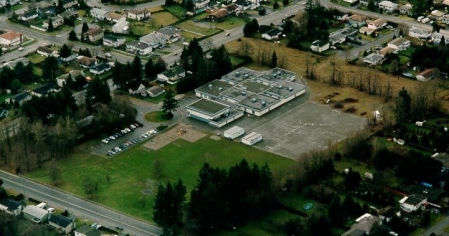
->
<box><xmin>47</xmin><ymin>161</ymin><xmax>61</xmax><ymax>185</ymax></box>
<box><xmin>344</xmin><ymin>49</ymin><xmax>352</xmax><ymax>63</ymax></box>
<box><xmin>202</xmin><ymin>38</ymin><xmax>214</xmax><ymax>51</ymax></box>
<box><xmin>278</xmin><ymin>54</ymin><xmax>288</xmax><ymax>69</ymax></box>
<box><xmin>238</xmin><ymin>40</ymin><xmax>254</xmax><ymax>58</ymax></box>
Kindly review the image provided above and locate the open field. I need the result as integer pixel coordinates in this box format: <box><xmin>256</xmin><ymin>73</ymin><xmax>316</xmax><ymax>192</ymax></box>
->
<box><xmin>131</xmin><ymin>12</ymin><xmax>178</xmax><ymax>35</ymax></box>
<box><xmin>180</xmin><ymin>30</ymin><xmax>203</xmax><ymax>41</ymax></box>
<box><xmin>175</xmin><ymin>21</ymin><xmax>221</xmax><ymax>36</ymax></box>
<box><xmin>163</xmin><ymin>5</ymin><xmax>186</xmax><ymax>19</ymax></box>
<box><xmin>25</xmin><ymin>132</ymin><xmax>293</xmax><ymax>222</ymax></box>
<box><xmin>225</xmin><ymin>38</ymin><xmax>449</xmax><ymax>114</ymax></box>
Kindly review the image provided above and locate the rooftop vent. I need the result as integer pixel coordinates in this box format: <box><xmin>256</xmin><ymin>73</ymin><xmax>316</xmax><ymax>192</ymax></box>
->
<box><xmin>218</xmin><ymin>87</ymin><xmax>223</xmax><ymax>91</ymax></box>
<box><xmin>251</xmin><ymin>98</ymin><xmax>257</xmax><ymax>103</ymax></box>
<box><xmin>288</xmin><ymin>87</ymin><xmax>293</xmax><ymax>91</ymax></box>
<box><xmin>208</xmin><ymin>84</ymin><xmax>213</xmax><ymax>89</ymax></box>
<box><xmin>261</xmin><ymin>101</ymin><xmax>266</xmax><ymax>106</ymax></box>
<box><xmin>244</xmin><ymin>73</ymin><xmax>248</xmax><ymax>78</ymax></box>
<box><xmin>241</xmin><ymin>91</ymin><xmax>247</xmax><ymax>96</ymax></box>
<box><xmin>278</xmin><ymin>85</ymin><xmax>283</xmax><ymax>89</ymax></box>
<box><xmin>236</xmin><ymin>71</ymin><xmax>240</xmax><ymax>76</ymax></box>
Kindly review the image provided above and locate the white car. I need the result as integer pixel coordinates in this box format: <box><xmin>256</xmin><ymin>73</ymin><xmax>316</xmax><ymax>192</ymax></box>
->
<box><xmin>47</xmin><ymin>208</ymin><xmax>55</xmax><ymax>213</ymax></box>
<box><xmin>102</xmin><ymin>139</ymin><xmax>109</xmax><ymax>144</ymax></box>
<box><xmin>18</xmin><ymin>47</ymin><xmax>24</xmax><ymax>51</ymax></box>
<box><xmin>109</xmin><ymin>136</ymin><xmax>115</xmax><ymax>140</ymax></box>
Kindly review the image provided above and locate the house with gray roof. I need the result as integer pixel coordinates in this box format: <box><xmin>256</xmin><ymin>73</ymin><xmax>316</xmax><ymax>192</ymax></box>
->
<box><xmin>90</xmin><ymin>8</ymin><xmax>109</xmax><ymax>20</ymax></box>
<box><xmin>147</xmin><ymin>86</ymin><xmax>165</xmax><ymax>97</ymax></box>
<box><xmin>31</xmin><ymin>83</ymin><xmax>60</xmax><ymax>97</ymax></box>
<box><xmin>310</xmin><ymin>40</ymin><xmax>330</xmax><ymax>52</ymax></box>
<box><xmin>103</xmin><ymin>35</ymin><xmax>125</xmax><ymax>47</ymax></box>
<box><xmin>126</xmin><ymin>40</ymin><xmax>153</xmax><ymax>55</ymax></box>
<box><xmin>342</xmin><ymin>213</ymin><xmax>382</xmax><ymax>236</ymax></box>
<box><xmin>23</xmin><ymin>205</ymin><xmax>49</xmax><ymax>223</ymax></box>
<box><xmin>140</xmin><ymin>32</ymin><xmax>167</xmax><ymax>49</ymax></box>
<box><xmin>112</xmin><ymin>17</ymin><xmax>129</xmax><ymax>34</ymax></box>
<box><xmin>363</xmin><ymin>53</ymin><xmax>385</xmax><ymax>65</ymax></box>
<box><xmin>157</xmin><ymin>26</ymin><xmax>181</xmax><ymax>43</ymax></box>
<box><xmin>409</xmin><ymin>26</ymin><xmax>431</xmax><ymax>39</ymax></box>
<box><xmin>49</xmin><ymin>214</ymin><xmax>75</xmax><ymax>234</ymax></box>
<box><xmin>5</xmin><ymin>92</ymin><xmax>32</xmax><ymax>106</ymax></box>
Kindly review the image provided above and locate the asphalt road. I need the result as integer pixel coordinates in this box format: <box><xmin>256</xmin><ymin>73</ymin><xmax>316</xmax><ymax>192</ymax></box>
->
<box><xmin>0</xmin><ymin>171</ymin><xmax>162</xmax><ymax>236</ymax></box>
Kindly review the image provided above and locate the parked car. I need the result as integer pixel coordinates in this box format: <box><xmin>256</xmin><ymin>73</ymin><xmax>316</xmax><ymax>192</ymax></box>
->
<box><xmin>18</xmin><ymin>47</ymin><xmax>24</xmax><ymax>51</ymax></box>
<box><xmin>91</xmin><ymin>223</ymin><xmax>98</xmax><ymax>228</ymax></box>
<box><xmin>141</xmin><ymin>134</ymin><xmax>148</xmax><ymax>138</ymax></box>
<box><xmin>116</xmin><ymin>225</ymin><xmax>124</xmax><ymax>230</ymax></box>
<box><xmin>102</xmin><ymin>139</ymin><xmax>109</xmax><ymax>144</ymax></box>
<box><xmin>109</xmin><ymin>136</ymin><xmax>115</xmax><ymax>140</ymax></box>
<box><xmin>47</xmin><ymin>208</ymin><xmax>54</xmax><ymax>213</ymax></box>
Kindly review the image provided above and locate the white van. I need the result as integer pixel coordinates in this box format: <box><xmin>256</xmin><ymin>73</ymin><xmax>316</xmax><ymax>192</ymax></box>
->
<box><xmin>36</xmin><ymin>202</ymin><xmax>47</xmax><ymax>209</ymax></box>
<box><xmin>225</xmin><ymin>32</ymin><xmax>230</xmax><ymax>37</ymax></box>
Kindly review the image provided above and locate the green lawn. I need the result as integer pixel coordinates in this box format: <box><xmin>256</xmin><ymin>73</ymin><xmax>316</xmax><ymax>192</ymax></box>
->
<box><xmin>180</xmin><ymin>30</ymin><xmax>203</xmax><ymax>41</ymax></box>
<box><xmin>163</xmin><ymin>5</ymin><xmax>186</xmax><ymax>19</ymax></box>
<box><xmin>131</xmin><ymin>12</ymin><xmax>179</xmax><ymax>35</ymax></box>
<box><xmin>230</xmin><ymin>55</ymin><xmax>246</xmax><ymax>67</ymax></box>
<box><xmin>144</xmin><ymin>111</ymin><xmax>170</xmax><ymax>122</ymax></box>
<box><xmin>175</xmin><ymin>21</ymin><xmax>221</xmax><ymax>36</ymax></box>
<box><xmin>26</xmin><ymin>134</ymin><xmax>293</xmax><ymax>222</ymax></box>
<box><xmin>27</xmin><ymin>53</ymin><xmax>46</xmax><ymax>64</ymax></box>
<box><xmin>211</xmin><ymin>17</ymin><xmax>246</xmax><ymax>30</ymax></box>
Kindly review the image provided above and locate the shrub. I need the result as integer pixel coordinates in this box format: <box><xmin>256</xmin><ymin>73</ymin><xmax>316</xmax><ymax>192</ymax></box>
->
<box><xmin>157</xmin><ymin>125</ymin><xmax>168</xmax><ymax>131</ymax></box>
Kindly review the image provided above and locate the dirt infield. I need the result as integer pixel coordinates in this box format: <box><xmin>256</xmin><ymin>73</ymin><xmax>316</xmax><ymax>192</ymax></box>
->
<box><xmin>143</xmin><ymin>125</ymin><xmax>206</xmax><ymax>150</ymax></box>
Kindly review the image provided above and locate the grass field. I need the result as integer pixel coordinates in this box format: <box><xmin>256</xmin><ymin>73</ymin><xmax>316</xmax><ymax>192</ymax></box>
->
<box><xmin>26</xmin><ymin>135</ymin><xmax>293</xmax><ymax>222</ymax></box>
<box><xmin>163</xmin><ymin>5</ymin><xmax>186</xmax><ymax>19</ymax></box>
<box><xmin>175</xmin><ymin>21</ymin><xmax>221</xmax><ymax>36</ymax></box>
<box><xmin>180</xmin><ymin>30</ymin><xmax>203</xmax><ymax>42</ymax></box>
<box><xmin>27</xmin><ymin>53</ymin><xmax>46</xmax><ymax>64</ymax></box>
<box><xmin>131</xmin><ymin>12</ymin><xmax>179</xmax><ymax>35</ymax></box>
<box><xmin>144</xmin><ymin>111</ymin><xmax>170</xmax><ymax>122</ymax></box>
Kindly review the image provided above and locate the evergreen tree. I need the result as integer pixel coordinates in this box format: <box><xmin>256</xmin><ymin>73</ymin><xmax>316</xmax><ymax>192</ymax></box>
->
<box><xmin>273</xmin><ymin>1</ymin><xmax>280</xmax><ymax>9</ymax></box>
<box><xmin>185</xmin><ymin>0</ymin><xmax>194</xmax><ymax>11</ymax></box>
<box><xmin>56</xmin><ymin>0</ymin><xmax>65</xmax><ymax>14</ymax></box>
<box><xmin>367</xmin><ymin>0</ymin><xmax>376</xmax><ymax>11</ymax></box>
<box><xmin>421</xmin><ymin>211</ymin><xmax>430</xmax><ymax>227</ymax></box>
<box><xmin>283</xmin><ymin>0</ymin><xmax>289</xmax><ymax>6</ymax></box>
<box><xmin>47</xmin><ymin>18</ymin><xmax>54</xmax><ymax>32</ymax></box>
<box><xmin>59</xmin><ymin>44</ymin><xmax>71</xmax><ymax>58</ymax></box>
<box><xmin>144</xmin><ymin>59</ymin><xmax>155</xmax><ymax>78</ymax></box>
<box><xmin>394</xmin><ymin>87</ymin><xmax>412</xmax><ymax>127</ymax></box>
<box><xmin>82</xmin><ymin>22</ymin><xmax>89</xmax><ymax>34</ymax></box>
<box><xmin>271</xmin><ymin>50</ymin><xmax>277</xmax><ymax>68</ymax></box>
<box><xmin>86</xmin><ymin>78</ymin><xmax>111</xmax><ymax>104</ymax></box>
<box><xmin>68</xmin><ymin>29</ymin><xmax>78</xmax><ymax>41</ymax></box>
<box><xmin>42</xmin><ymin>56</ymin><xmax>58</xmax><ymax>81</ymax></box>
<box><xmin>131</xmin><ymin>54</ymin><xmax>142</xmax><ymax>83</ymax></box>
<box><xmin>210</xmin><ymin>45</ymin><xmax>233</xmax><ymax>77</ymax></box>
<box><xmin>328</xmin><ymin>195</ymin><xmax>345</xmax><ymax>226</ymax></box>
<box><xmin>161</xmin><ymin>90</ymin><xmax>179</xmax><ymax>119</ymax></box>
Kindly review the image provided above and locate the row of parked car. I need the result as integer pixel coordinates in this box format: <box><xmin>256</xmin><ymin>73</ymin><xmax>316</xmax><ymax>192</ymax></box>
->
<box><xmin>101</xmin><ymin>123</ymin><xmax>141</xmax><ymax>144</ymax></box>
<box><xmin>106</xmin><ymin>129</ymin><xmax>158</xmax><ymax>156</ymax></box>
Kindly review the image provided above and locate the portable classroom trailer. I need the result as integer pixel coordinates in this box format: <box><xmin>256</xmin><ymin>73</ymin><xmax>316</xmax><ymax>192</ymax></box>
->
<box><xmin>223</xmin><ymin>126</ymin><xmax>245</xmax><ymax>140</ymax></box>
<box><xmin>241</xmin><ymin>132</ymin><xmax>263</xmax><ymax>146</ymax></box>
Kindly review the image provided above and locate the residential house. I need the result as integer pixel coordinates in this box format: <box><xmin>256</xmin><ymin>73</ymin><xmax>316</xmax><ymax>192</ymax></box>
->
<box><xmin>60</xmin><ymin>53</ymin><xmax>78</xmax><ymax>62</ymax></box>
<box><xmin>310</xmin><ymin>40</ymin><xmax>330</xmax><ymax>52</ymax></box>
<box><xmin>59</xmin><ymin>11</ymin><xmax>79</xmax><ymax>19</ymax></box>
<box><xmin>56</xmin><ymin>70</ymin><xmax>84</xmax><ymax>87</ymax></box>
<box><xmin>416</xmin><ymin>68</ymin><xmax>439</xmax><ymax>81</ymax></box>
<box><xmin>1</xmin><ymin>58</ymin><xmax>30</xmax><ymax>70</ymax></box>
<box><xmin>128</xmin><ymin>83</ymin><xmax>146</xmax><ymax>95</ymax></box>
<box><xmin>387</xmin><ymin>37</ymin><xmax>411</xmax><ymax>51</ymax></box>
<box><xmin>74</xmin><ymin>225</ymin><xmax>101</xmax><ymax>236</ymax></box>
<box><xmin>48</xmin><ymin>214</ymin><xmax>75</xmax><ymax>235</ymax></box>
<box><xmin>147</xmin><ymin>86</ymin><xmax>165</xmax><ymax>97</ymax></box>
<box><xmin>349</xmin><ymin>14</ymin><xmax>367</xmax><ymax>28</ymax></box>
<box><xmin>431</xmin><ymin>10</ymin><xmax>446</xmax><ymax>21</ymax></box>
<box><xmin>43</xmin><ymin>16</ymin><xmax>64</xmax><ymax>30</ymax></box>
<box><xmin>0</xmin><ymin>31</ymin><xmax>23</xmax><ymax>47</ymax></box>
<box><xmin>444</xmin><ymin>0</ymin><xmax>449</xmax><ymax>6</ymax></box>
<box><xmin>90</xmin><ymin>8</ymin><xmax>109</xmax><ymax>20</ymax></box>
<box><xmin>379</xmin><ymin>1</ymin><xmax>398</xmax><ymax>12</ymax></box>
<box><xmin>0</xmin><ymin>107</ymin><xmax>8</xmax><ymax>119</ymax></box>
<box><xmin>112</xmin><ymin>17</ymin><xmax>129</xmax><ymax>34</ymax></box>
<box><xmin>157</xmin><ymin>26</ymin><xmax>182</xmax><ymax>43</ymax></box>
<box><xmin>127</xmin><ymin>8</ymin><xmax>150</xmax><ymax>20</ymax></box>
<box><xmin>38</xmin><ymin>6</ymin><xmax>57</xmax><ymax>17</ymax></box>
<box><xmin>404</xmin><ymin>184</ymin><xmax>446</xmax><ymax>204</ymax></box>
<box><xmin>379</xmin><ymin>46</ymin><xmax>396</xmax><ymax>55</ymax></box>
<box><xmin>431</xmin><ymin>31</ymin><xmax>449</xmax><ymax>44</ymax></box>
<box><xmin>359</xmin><ymin>26</ymin><xmax>375</xmax><ymax>35</ymax></box>
<box><xmin>363</xmin><ymin>53</ymin><xmax>385</xmax><ymax>65</ymax></box>
<box><xmin>60</xmin><ymin>0</ymin><xmax>78</xmax><ymax>9</ymax></box>
<box><xmin>31</xmin><ymin>83</ymin><xmax>60</xmax><ymax>97</ymax></box>
<box><xmin>5</xmin><ymin>92</ymin><xmax>32</xmax><ymax>106</ymax></box>
<box><xmin>140</xmin><ymin>32</ymin><xmax>167</xmax><ymax>48</ymax></box>
<box><xmin>377</xmin><ymin>206</ymin><xmax>399</xmax><ymax>223</ymax></box>
<box><xmin>157</xmin><ymin>66</ymin><xmax>186</xmax><ymax>84</ymax></box>
<box><xmin>342</xmin><ymin>213</ymin><xmax>382</xmax><ymax>236</ymax></box>
<box><xmin>367</xmin><ymin>18</ymin><xmax>387</xmax><ymax>30</ymax></box>
<box><xmin>442</xmin><ymin>14</ymin><xmax>449</xmax><ymax>24</ymax></box>
<box><xmin>84</xmin><ymin>28</ymin><xmax>104</xmax><ymax>42</ymax></box>
<box><xmin>399</xmin><ymin>3</ymin><xmax>412</xmax><ymax>15</ymax></box>
<box><xmin>77</xmin><ymin>56</ymin><xmax>96</xmax><ymax>68</ymax></box>
<box><xmin>107</xmin><ymin>12</ymin><xmax>124</xmax><ymax>23</ymax></box>
<box><xmin>20</xmin><ymin>10</ymin><xmax>38</xmax><ymax>21</ymax></box>
<box><xmin>226</xmin><ymin>4</ymin><xmax>239</xmax><ymax>13</ymax></box>
<box><xmin>261</xmin><ymin>28</ymin><xmax>282</xmax><ymax>40</ymax></box>
<box><xmin>36</xmin><ymin>46</ymin><xmax>58</xmax><ymax>57</ymax></box>
<box><xmin>207</xmin><ymin>9</ymin><xmax>229</xmax><ymax>22</ymax></box>
<box><xmin>22</xmin><ymin>205</ymin><xmax>49</xmax><ymax>223</ymax></box>
<box><xmin>103</xmin><ymin>34</ymin><xmax>125</xmax><ymax>47</ymax></box>
<box><xmin>328</xmin><ymin>27</ymin><xmax>357</xmax><ymax>45</ymax></box>
<box><xmin>0</xmin><ymin>198</ymin><xmax>22</xmax><ymax>216</ymax></box>
<box><xmin>409</xmin><ymin>26</ymin><xmax>431</xmax><ymax>39</ymax></box>
<box><xmin>90</xmin><ymin>63</ymin><xmax>111</xmax><ymax>75</ymax></box>
<box><xmin>194</xmin><ymin>0</ymin><xmax>210</xmax><ymax>9</ymax></box>
<box><xmin>399</xmin><ymin>194</ymin><xmax>427</xmax><ymax>212</ymax></box>
<box><xmin>236</xmin><ymin>0</ymin><xmax>252</xmax><ymax>10</ymax></box>
<box><xmin>126</xmin><ymin>40</ymin><xmax>153</xmax><ymax>55</ymax></box>
<box><xmin>359</xmin><ymin>0</ymin><xmax>370</xmax><ymax>6</ymax></box>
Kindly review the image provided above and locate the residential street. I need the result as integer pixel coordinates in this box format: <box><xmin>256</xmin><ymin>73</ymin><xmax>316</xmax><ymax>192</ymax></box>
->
<box><xmin>424</xmin><ymin>216</ymin><xmax>449</xmax><ymax>236</ymax></box>
<box><xmin>0</xmin><ymin>170</ymin><xmax>162</xmax><ymax>235</ymax></box>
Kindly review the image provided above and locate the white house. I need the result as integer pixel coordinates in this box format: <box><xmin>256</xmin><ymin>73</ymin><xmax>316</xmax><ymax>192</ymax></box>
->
<box><xmin>399</xmin><ymin>3</ymin><xmax>412</xmax><ymax>15</ymax></box>
<box><xmin>310</xmin><ymin>40</ymin><xmax>330</xmax><ymax>52</ymax></box>
<box><xmin>157</xmin><ymin>26</ymin><xmax>182</xmax><ymax>43</ymax></box>
<box><xmin>43</xmin><ymin>16</ymin><xmax>64</xmax><ymax>30</ymax></box>
<box><xmin>107</xmin><ymin>12</ymin><xmax>124</xmax><ymax>23</ymax></box>
<box><xmin>431</xmin><ymin>31</ymin><xmax>449</xmax><ymax>44</ymax></box>
<box><xmin>379</xmin><ymin>1</ymin><xmax>398</xmax><ymax>12</ymax></box>
<box><xmin>128</xmin><ymin>83</ymin><xmax>146</xmax><ymax>96</ymax></box>
<box><xmin>103</xmin><ymin>35</ymin><xmax>125</xmax><ymax>47</ymax></box>
<box><xmin>442</xmin><ymin>14</ymin><xmax>449</xmax><ymax>24</ymax></box>
<box><xmin>387</xmin><ymin>37</ymin><xmax>410</xmax><ymax>51</ymax></box>
<box><xmin>363</xmin><ymin>53</ymin><xmax>385</xmax><ymax>65</ymax></box>
<box><xmin>23</xmin><ymin>205</ymin><xmax>49</xmax><ymax>224</ymax></box>
<box><xmin>112</xmin><ymin>17</ymin><xmax>129</xmax><ymax>34</ymax></box>
<box><xmin>0</xmin><ymin>31</ymin><xmax>23</xmax><ymax>47</ymax></box>
<box><xmin>409</xmin><ymin>26</ymin><xmax>431</xmax><ymax>39</ymax></box>
<box><xmin>194</xmin><ymin>0</ymin><xmax>210</xmax><ymax>9</ymax></box>
<box><xmin>90</xmin><ymin>8</ymin><xmax>109</xmax><ymax>20</ymax></box>
<box><xmin>127</xmin><ymin>8</ymin><xmax>150</xmax><ymax>20</ymax></box>
<box><xmin>157</xmin><ymin>66</ymin><xmax>186</xmax><ymax>84</ymax></box>
<box><xmin>399</xmin><ymin>195</ymin><xmax>427</xmax><ymax>212</ymax></box>
<box><xmin>261</xmin><ymin>28</ymin><xmax>282</xmax><ymax>41</ymax></box>
<box><xmin>126</xmin><ymin>40</ymin><xmax>153</xmax><ymax>55</ymax></box>
<box><xmin>0</xmin><ymin>198</ymin><xmax>22</xmax><ymax>216</ymax></box>
<box><xmin>36</xmin><ymin>46</ymin><xmax>59</xmax><ymax>57</ymax></box>
<box><xmin>367</xmin><ymin>18</ymin><xmax>387</xmax><ymax>30</ymax></box>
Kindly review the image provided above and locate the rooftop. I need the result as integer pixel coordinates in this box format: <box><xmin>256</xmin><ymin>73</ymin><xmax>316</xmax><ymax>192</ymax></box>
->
<box><xmin>239</xmin><ymin>81</ymin><xmax>271</xmax><ymax>94</ymax></box>
<box><xmin>404</xmin><ymin>184</ymin><xmax>445</xmax><ymax>202</ymax></box>
<box><xmin>239</xmin><ymin>94</ymin><xmax>281</xmax><ymax>111</ymax></box>
<box><xmin>0</xmin><ymin>198</ymin><xmax>21</xmax><ymax>211</ymax></box>
<box><xmin>85</xmin><ymin>28</ymin><xmax>103</xmax><ymax>36</ymax></box>
<box><xmin>0</xmin><ymin>31</ymin><xmax>21</xmax><ymax>40</ymax></box>
<box><xmin>220</xmin><ymin>87</ymin><xmax>255</xmax><ymax>103</ymax></box>
<box><xmin>403</xmin><ymin>194</ymin><xmax>427</xmax><ymax>205</ymax></box>
<box><xmin>32</xmin><ymin>83</ymin><xmax>58</xmax><ymax>95</ymax></box>
<box><xmin>196</xmin><ymin>80</ymin><xmax>233</xmax><ymax>98</ymax></box>
<box><xmin>23</xmin><ymin>205</ymin><xmax>48</xmax><ymax>219</ymax></box>
<box><xmin>49</xmin><ymin>214</ymin><xmax>72</xmax><ymax>227</ymax></box>
<box><xmin>186</xmin><ymin>98</ymin><xmax>229</xmax><ymax>115</ymax></box>
<box><xmin>389</xmin><ymin>37</ymin><xmax>410</xmax><ymax>46</ymax></box>
<box><xmin>221</xmin><ymin>67</ymin><xmax>260</xmax><ymax>84</ymax></box>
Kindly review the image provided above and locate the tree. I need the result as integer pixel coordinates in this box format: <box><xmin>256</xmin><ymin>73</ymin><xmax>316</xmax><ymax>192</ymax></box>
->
<box><xmin>81</xmin><ymin>176</ymin><xmax>96</xmax><ymax>198</ymax></box>
<box><xmin>86</xmin><ymin>78</ymin><xmax>111</xmax><ymax>104</ymax></box>
<box><xmin>82</xmin><ymin>22</ymin><xmax>89</xmax><ymax>34</ymax></box>
<box><xmin>328</xmin><ymin>195</ymin><xmax>345</xmax><ymax>226</ymax></box>
<box><xmin>394</xmin><ymin>87</ymin><xmax>412</xmax><ymax>127</ymax></box>
<box><xmin>68</xmin><ymin>29</ymin><xmax>77</xmax><ymax>41</ymax></box>
<box><xmin>47</xmin><ymin>161</ymin><xmax>61</xmax><ymax>185</ymax></box>
<box><xmin>131</xmin><ymin>54</ymin><xmax>142</xmax><ymax>83</ymax></box>
<box><xmin>367</xmin><ymin>0</ymin><xmax>376</xmax><ymax>11</ymax></box>
<box><xmin>344</xmin><ymin>168</ymin><xmax>362</xmax><ymax>190</ymax></box>
<box><xmin>185</xmin><ymin>0</ymin><xmax>194</xmax><ymax>11</ymax></box>
<box><xmin>42</xmin><ymin>56</ymin><xmax>58</xmax><ymax>81</ymax></box>
<box><xmin>161</xmin><ymin>90</ymin><xmax>179</xmax><ymax>119</ymax></box>
<box><xmin>270</xmin><ymin>50</ymin><xmax>277</xmax><ymax>68</ymax></box>
<box><xmin>165</xmin><ymin>0</ymin><xmax>175</xmax><ymax>6</ymax></box>
<box><xmin>153</xmin><ymin>180</ymin><xmax>186</xmax><ymax>234</ymax></box>
<box><xmin>283</xmin><ymin>0</ymin><xmax>289</xmax><ymax>6</ymax></box>
<box><xmin>0</xmin><ymin>178</ymin><xmax>3</xmax><ymax>186</ymax></box>
<box><xmin>59</xmin><ymin>44</ymin><xmax>71</xmax><ymax>58</ymax></box>
<box><xmin>273</xmin><ymin>1</ymin><xmax>280</xmax><ymax>9</ymax></box>
<box><xmin>421</xmin><ymin>211</ymin><xmax>430</xmax><ymax>227</ymax></box>
<box><xmin>47</xmin><ymin>18</ymin><xmax>54</xmax><ymax>32</ymax></box>
<box><xmin>243</xmin><ymin>19</ymin><xmax>259</xmax><ymax>37</ymax></box>
<box><xmin>238</xmin><ymin>40</ymin><xmax>254</xmax><ymax>57</ymax></box>
<box><xmin>9</xmin><ymin>79</ymin><xmax>22</xmax><ymax>94</ymax></box>
<box><xmin>56</xmin><ymin>0</ymin><xmax>65</xmax><ymax>14</ymax></box>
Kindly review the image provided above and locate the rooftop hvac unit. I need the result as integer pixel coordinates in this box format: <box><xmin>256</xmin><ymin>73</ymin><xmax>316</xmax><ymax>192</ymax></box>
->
<box><xmin>241</xmin><ymin>91</ymin><xmax>247</xmax><ymax>96</ymax></box>
<box><xmin>218</xmin><ymin>87</ymin><xmax>223</xmax><ymax>91</ymax></box>
<box><xmin>278</xmin><ymin>85</ymin><xmax>283</xmax><ymax>89</ymax></box>
<box><xmin>236</xmin><ymin>71</ymin><xmax>240</xmax><ymax>76</ymax></box>
<box><xmin>244</xmin><ymin>73</ymin><xmax>248</xmax><ymax>78</ymax></box>
<box><xmin>208</xmin><ymin>84</ymin><xmax>213</xmax><ymax>89</ymax></box>
<box><xmin>277</xmin><ymin>71</ymin><xmax>282</xmax><ymax>75</ymax></box>
<box><xmin>288</xmin><ymin>87</ymin><xmax>293</xmax><ymax>91</ymax></box>
<box><xmin>251</xmin><ymin>98</ymin><xmax>257</xmax><ymax>103</ymax></box>
<box><xmin>261</xmin><ymin>101</ymin><xmax>266</xmax><ymax>106</ymax></box>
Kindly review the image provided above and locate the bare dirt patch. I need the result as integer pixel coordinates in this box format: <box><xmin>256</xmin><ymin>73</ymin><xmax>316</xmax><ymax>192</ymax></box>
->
<box><xmin>143</xmin><ymin>125</ymin><xmax>205</xmax><ymax>150</ymax></box>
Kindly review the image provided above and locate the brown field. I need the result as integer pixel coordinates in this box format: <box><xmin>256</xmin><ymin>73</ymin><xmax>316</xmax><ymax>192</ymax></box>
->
<box><xmin>225</xmin><ymin>38</ymin><xmax>449</xmax><ymax>117</ymax></box>
<box><xmin>146</xmin><ymin>6</ymin><xmax>164</xmax><ymax>12</ymax></box>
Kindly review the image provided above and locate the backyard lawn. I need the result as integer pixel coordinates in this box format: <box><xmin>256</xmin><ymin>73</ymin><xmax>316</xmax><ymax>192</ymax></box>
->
<box><xmin>27</xmin><ymin>53</ymin><xmax>46</xmax><ymax>64</ymax></box>
<box><xmin>131</xmin><ymin>12</ymin><xmax>178</xmax><ymax>35</ymax></box>
<box><xmin>26</xmin><ymin>133</ymin><xmax>293</xmax><ymax>222</ymax></box>
<box><xmin>175</xmin><ymin>21</ymin><xmax>221</xmax><ymax>37</ymax></box>
<box><xmin>163</xmin><ymin>5</ymin><xmax>186</xmax><ymax>19</ymax></box>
